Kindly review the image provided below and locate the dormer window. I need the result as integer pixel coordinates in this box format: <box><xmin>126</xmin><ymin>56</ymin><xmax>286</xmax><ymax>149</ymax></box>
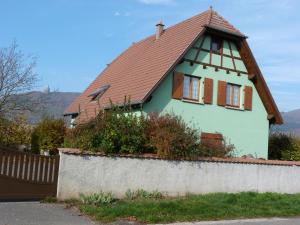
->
<box><xmin>211</xmin><ymin>37</ymin><xmax>222</xmax><ymax>53</ymax></box>
<box><xmin>89</xmin><ymin>84</ymin><xmax>110</xmax><ymax>101</ymax></box>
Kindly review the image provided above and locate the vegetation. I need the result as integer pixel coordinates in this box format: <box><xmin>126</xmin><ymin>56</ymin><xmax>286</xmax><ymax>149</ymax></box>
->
<box><xmin>31</xmin><ymin>117</ymin><xmax>66</xmax><ymax>155</ymax></box>
<box><xmin>74</xmin><ymin>192</ymin><xmax>300</xmax><ymax>223</ymax></box>
<box><xmin>41</xmin><ymin>196</ymin><xmax>57</xmax><ymax>203</ymax></box>
<box><xmin>64</xmin><ymin>108</ymin><xmax>148</xmax><ymax>154</ymax></box>
<box><xmin>125</xmin><ymin>189</ymin><xmax>163</xmax><ymax>200</ymax></box>
<box><xmin>146</xmin><ymin>113</ymin><xmax>201</xmax><ymax>159</ymax></box>
<box><xmin>0</xmin><ymin>41</ymin><xmax>37</xmax><ymax>117</ymax></box>
<box><xmin>0</xmin><ymin>116</ymin><xmax>32</xmax><ymax>149</ymax></box>
<box><xmin>269</xmin><ymin>132</ymin><xmax>300</xmax><ymax>161</ymax></box>
<box><xmin>80</xmin><ymin>192</ymin><xmax>116</xmax><ymax>206</ymax></box>
<box><xmin>64</xmin><ymin>105</ymin><xmax>234</xmax><ymax>159</ymax></box>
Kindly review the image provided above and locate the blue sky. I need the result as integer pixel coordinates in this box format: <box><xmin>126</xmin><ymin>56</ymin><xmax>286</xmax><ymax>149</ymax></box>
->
<box><xmin>1</xmin><ymin>0</ymin><xmax>299</xmax><ymax>112</ymax></box>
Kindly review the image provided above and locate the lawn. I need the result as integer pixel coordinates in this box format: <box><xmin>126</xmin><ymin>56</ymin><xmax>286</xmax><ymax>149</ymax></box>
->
<box><xmin>77</xmin><ymin>192</ymin><xmax>300</xmax><ymax>223</ymax></box>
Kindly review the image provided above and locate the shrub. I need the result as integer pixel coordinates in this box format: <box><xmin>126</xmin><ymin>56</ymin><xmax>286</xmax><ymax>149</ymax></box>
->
<box><xmin>79</xmin><ymin>192</ymin><xmax>116</xmax><ymax>205</ymax></box>
<box><xmin>64</xmin><ymin>121</ymin><xmax>96</xmax><ymax>151</ymax></box>
<box><xmin>0</xmin><ymin>116</ymin><xmax>32</xmax><ymax>148</ymax></box>
<box><xmin>65</xmin><ymin>105</ymin><xmax>148</xmax><ymax>154</ymax></box>
<box><xmin>65</xmin><ymin>106</ymin><xmax>234</xmax><ymax>159</ymax></box>
<box><xmin>30</xmin><ymin>130</ymin><xmax>40</xmax><ymax>154</ymax></box>
<box><xmin>145</xmin><ymin>113</ymin><xmax>200</xmax><ymax>159</ymax></box>
<box><xmin>97</xmin><ymin>109</ymin><xmax>147</xmax><ymax>154</ymax></box>
<box><xmin>31</xmin><ymin>117</ymin><xmax>66</xmax><ymax>154</ymax></box>
<box><xmin>269</xmin><ymin>132</ymin><xmax>300</xmax><ymax>161</ymax></box>
<box><xmin>125</xmin><ymin>189</ymin><xmax>163</xmax><ymax>200</ymax></box>
<box><xmin>198</xmin><ymin>139</ymin><xmax>235</xmax><ymax>158</ymax></box>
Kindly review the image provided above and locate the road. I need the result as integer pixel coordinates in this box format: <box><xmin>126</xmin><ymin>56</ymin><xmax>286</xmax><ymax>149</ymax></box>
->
<box><xmin>156</xmin><ymin>218</ymin><xmax>300</xmax><ymax>225</ymax></box>
<box><xmin>1</xmin><ymin>202</ymin><xmax>300</xmax><ymax>225</ymax></box>
<box><xmin>0</xmin><ymin>202</ymin><xmax>97</xmax><ymax>225</ymax></box>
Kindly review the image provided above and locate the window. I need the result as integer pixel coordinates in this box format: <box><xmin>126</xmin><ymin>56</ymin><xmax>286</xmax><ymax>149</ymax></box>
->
<box><xmin>211</xmin><ymin>37</ymin><xmax>222</xmax><ymax>53</ymax></box>
<box><xmin>183</xmin><ymin>75</ymin><xmax>200</xmax><ymax>101</ymax></box>
<box><xmin>88</xmin><ymin>84</ymin><xmax>110</xmax><ymax>101</ymax></box>
<box><xmin>226</xmin><ymin>83</ymin><xmax>240</xmax><ymax>107</ymax></box>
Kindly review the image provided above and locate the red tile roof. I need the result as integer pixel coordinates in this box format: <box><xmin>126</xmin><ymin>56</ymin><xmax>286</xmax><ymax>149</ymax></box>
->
<box><xmin>65</xmin><ymin>9</ymin><xmax>280</xmax><ymax>124</ymax></box>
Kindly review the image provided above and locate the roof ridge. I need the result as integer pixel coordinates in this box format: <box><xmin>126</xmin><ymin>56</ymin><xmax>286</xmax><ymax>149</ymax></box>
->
<box><xmin>207</xmin><ymin>6</ymin><xmax>213</xmax><ymax>25</ymax></box>
<box><xmin>163</xmin><ymin>9</ymin><xmax>211</xmax><ymax>32</ymax></box>
<box><xmin>210</xmin><ymin>10</ymin><xmax>243</xmax><ymax>35</ymax></box>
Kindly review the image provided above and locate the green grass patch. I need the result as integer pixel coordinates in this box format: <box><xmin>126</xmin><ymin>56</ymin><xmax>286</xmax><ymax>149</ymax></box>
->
<box><xmin>77</xmin><ymin>192</ymin><xmax>300</xmax><ymax>223</ymax></box>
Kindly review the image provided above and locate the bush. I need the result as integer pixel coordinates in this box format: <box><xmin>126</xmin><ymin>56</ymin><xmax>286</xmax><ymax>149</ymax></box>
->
<box><xmin>146</xmin><ymin>113</ymin><xmax>234</xmax><ymax>159</ymax></box>
<box><xmin>0</xmin><ymin>116</ymin><xmax>32</xmax><ymax>148</ymax></box>
<box><xmin>64</xmin><ymin>121</ymin><xmax>96</xmax><ymax>151</ymax></box>
<box><xmin>65</xmin><ymin>106</ymin><xmax>148</xmax><ymax>154</ymax></box>
<box><xmin>146</xmin><ymin>113</ymin><xmax>200</xmax><ymax>159</ymax></box>
<box><xmin>80</xmin><ymin>192</ymin><xmax>116</xmax><ymax>205</ymax></box>
<box><xmin>198</xmin><ymin>138</ymin><xmax>235</xmax><ymax>158</ymax></box>
<box><xmin>96</xmin><ymin>110</ymin><xmax>147</xmax><ymax>154</ymax></box>
<box><xmin>269</xmin><ymin>133</ymin><xmax>300</xmax><ymax>161</ymax></box>
<box><xmin>31</xmin><ymin>117</ymin><xmax>66</xmax><ymax>154</ymax></box>
<box><xmin>64</xmin><ymin>105</ymin><xmax>234</xmax><ymax>159</ymax></box>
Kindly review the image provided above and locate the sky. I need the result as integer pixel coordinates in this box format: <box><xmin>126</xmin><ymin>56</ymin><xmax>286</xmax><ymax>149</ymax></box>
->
<box><xmin>0</xmin><ymin>0</ymin><xmax>299</xmax><ymax>112</ymax></box>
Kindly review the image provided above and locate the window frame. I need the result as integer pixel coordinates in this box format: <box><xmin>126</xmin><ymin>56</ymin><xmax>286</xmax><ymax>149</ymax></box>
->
<box><xmin>226</xmin><ymin>83</ymin><xmax>241</xmax><ymax>108</ymax></box>
<box><xmin>211</xmin><ymin>36</ymin><xmax>223</xmax><ymax>54</ymax></box>
<box><xmin>89</xmin><ymin>85</ymin><xmax>110</xmax><ymax>102</ymax></box>
<box><xmin>182</xmin><ymin>74</ymin><xmax>200</xmax><ymax>101</ymax></box>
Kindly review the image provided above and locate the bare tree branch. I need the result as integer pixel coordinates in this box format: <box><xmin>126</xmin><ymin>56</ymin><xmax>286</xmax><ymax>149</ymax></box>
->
<box><xmin>0</xmin><ymin>41</ymin><xmax>37</xmax><ymax>116</ymax></box>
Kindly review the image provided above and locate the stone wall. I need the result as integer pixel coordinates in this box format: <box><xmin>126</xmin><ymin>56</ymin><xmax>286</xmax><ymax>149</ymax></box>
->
<box><xmin>57</xmin><ymin>150</ymin><xmax>300</xmax><ymax>200</ymax></box>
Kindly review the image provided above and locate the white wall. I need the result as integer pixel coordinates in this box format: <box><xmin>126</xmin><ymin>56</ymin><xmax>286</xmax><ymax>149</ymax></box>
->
<box><xmin>57</xmin><ymin>152</ymin><xmax>300</xmax><ymax>200</ymax></box>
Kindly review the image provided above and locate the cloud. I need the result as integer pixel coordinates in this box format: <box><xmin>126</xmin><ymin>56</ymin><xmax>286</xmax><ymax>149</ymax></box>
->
<box><xmin>114</xmin><ymin>11</ymin><xmax>131</xmax><ymax>17</ymax></box>
<box><xmin>138</xmin><ymin>0</ymin><xmax>175</xmax><ymax>5</ymax></box>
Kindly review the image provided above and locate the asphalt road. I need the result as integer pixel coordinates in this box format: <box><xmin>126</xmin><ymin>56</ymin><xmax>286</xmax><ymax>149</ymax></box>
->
<box><xmin>157</xmin><ymin>218</ymin><xmax>300</xmax><ymax>225</ymax></box>
<box><xmin>0</xmin><ymin>202</ymin><xmax>97</xmax><ymax>225</ymax></box>
<box><xmin>1</xmin><ymin>202</ymin><xmax>300</xmax><ymax>225</ymax></box>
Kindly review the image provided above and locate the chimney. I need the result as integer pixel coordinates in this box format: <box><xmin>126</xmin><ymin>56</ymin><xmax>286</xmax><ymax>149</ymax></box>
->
<box><xmin>156</xmin><ymin>20</ymin><xmax>164</xmax><ymax>40</ymax></box>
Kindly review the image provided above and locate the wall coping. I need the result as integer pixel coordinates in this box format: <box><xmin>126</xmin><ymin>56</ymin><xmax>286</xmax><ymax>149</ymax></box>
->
<box><xmin>58</xmin><ymin>148</ymin><xmax>300</xmax><ymax>167</ymax></box>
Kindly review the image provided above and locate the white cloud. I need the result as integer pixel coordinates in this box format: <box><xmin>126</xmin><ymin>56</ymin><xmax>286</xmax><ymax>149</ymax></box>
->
<box><xmin>138</xmin><ymin>0</ymin><xmax>175</xmax><ymax>5</ymax></box>
<box><xmin>114</xmin><ymin>11</ymin><xmax>131</xmax><ymax>17</ymax></box>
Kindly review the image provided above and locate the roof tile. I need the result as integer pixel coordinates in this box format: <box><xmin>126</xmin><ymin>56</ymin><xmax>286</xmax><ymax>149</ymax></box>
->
<box><xmin>65</xmin><ymin>9</ymin><xmax>244</xmax><ymax>122</ymax></box>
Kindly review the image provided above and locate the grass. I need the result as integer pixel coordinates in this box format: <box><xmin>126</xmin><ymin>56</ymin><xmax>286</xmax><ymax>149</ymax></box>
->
<box><xmin>41</xmin><ymin>196</ymin><xmax>57</xmax><ymax>203</ymax></box>
<box><xmin>77</xmin><ymin>192</ymin><xmax>300</xmax><ymax>223</ymax></box>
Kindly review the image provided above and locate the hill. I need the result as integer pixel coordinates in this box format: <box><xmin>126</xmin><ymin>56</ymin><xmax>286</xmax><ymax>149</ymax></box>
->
<box><xmin>273</xmin><ymin>109</ymin><xmax>300</xmax><ymax>136</ymax></box>
<box><xmin>11</xmin><ymin>91</ymin><xmax>80</xmax><ymax>124</ymax></box>
<box><xmin>8</xmin><ymin>91</ymin><xmax>300</xmax><ymax>134</ymax></box>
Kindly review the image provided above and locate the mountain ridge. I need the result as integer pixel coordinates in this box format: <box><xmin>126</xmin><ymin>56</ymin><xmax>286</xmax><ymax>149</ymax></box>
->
<box><xmin>9</xmin><ymin>91</ymin><xmax>300</xmax><ymax>135</ymax></box>
<box><xmin>273</xmin><ymin>109</ymin><xmax>300</xmax><ymax>136</ymax></box>
<box><xmin>11</xmin><ymin>91</ymin><xmax>80</xmax><ymax>124</ymax></box>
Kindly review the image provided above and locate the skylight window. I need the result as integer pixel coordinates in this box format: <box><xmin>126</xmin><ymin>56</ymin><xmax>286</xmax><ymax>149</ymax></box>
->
<box><xmin>88</xmin><ymin>84</ymin><xmax>110</xmax><ymax>101</ymax></box>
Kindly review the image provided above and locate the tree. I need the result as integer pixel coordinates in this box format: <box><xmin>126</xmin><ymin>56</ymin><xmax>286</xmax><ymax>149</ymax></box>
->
<box><xmin>0</xmin><ymin>41</ymin><xmax>37</xmax><ymax>117</ymax></box>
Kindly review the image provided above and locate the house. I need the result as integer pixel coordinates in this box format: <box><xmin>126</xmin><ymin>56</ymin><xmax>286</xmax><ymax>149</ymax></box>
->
<box><xmin>64</xmin><ymin>7</ymin><xmax>283</xmax><ymax>159</ymax></box>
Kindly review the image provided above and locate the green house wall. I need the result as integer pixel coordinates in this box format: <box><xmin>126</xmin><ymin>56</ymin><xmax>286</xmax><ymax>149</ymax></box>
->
<box><xmin>142</xmin><ymin>35</ymin><xmax>269</xmax><ymax>158</ymax></box>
